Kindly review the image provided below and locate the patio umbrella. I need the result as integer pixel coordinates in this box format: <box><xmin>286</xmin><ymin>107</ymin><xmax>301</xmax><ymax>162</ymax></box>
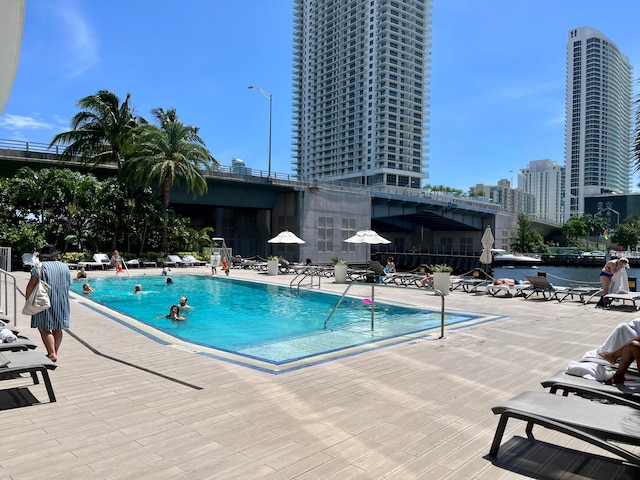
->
<box><xmin>267</xmin><ymin>231</ymin><xmax>305</xmax><ymax>244</ymax></box>
<box><xmin>480</xmin><ymin>225</ymin><xmax>494</xmax><ymax>265</ymax></box>
<box><xmin>344</xmin><ymin>229</ymin><xmax>391</xmax><ymax>262</ymax></box>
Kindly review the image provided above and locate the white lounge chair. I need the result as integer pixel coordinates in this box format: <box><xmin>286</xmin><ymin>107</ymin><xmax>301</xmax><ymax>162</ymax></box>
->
<box><xmin>78</xmin><ymin>253</ymin><xmax>110</xmax><ymax>270</ymax></box>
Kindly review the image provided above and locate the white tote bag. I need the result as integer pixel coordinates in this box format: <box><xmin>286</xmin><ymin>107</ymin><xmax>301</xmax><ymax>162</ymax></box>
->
<box><xmin>22</xmin><ymin>264</ymin><xmax>51</xmax><ymax>315</ymax></box>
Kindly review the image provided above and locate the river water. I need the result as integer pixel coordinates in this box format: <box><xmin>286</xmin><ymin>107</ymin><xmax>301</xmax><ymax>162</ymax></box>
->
<box><xmin>492</xmin><ymin>265</ymin><xmax>640</xmax><ymax>287</ymax></box>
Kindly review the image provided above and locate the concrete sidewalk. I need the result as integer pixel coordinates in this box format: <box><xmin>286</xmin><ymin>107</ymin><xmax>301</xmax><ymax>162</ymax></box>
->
<box><xmin>1</xmin><ymin>267</ymin><xmax>638</xmax><ymax>479</ymax></box>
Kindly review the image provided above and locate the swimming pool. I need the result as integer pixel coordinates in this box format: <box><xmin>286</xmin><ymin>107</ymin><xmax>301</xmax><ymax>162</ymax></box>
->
<box><xmin>71</xmin><ymin>275</ymin><xmax>497</xmax><ymax>372</ymax></box>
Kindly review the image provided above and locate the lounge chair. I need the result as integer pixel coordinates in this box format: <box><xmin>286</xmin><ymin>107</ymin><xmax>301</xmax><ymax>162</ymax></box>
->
<box><xmin>489</xmin><ymin>390</ymin><xmax>640</xmax><ymax>465</ymax></box>
<box><xmin>541</xmin><ymin>369</ymin><xmax>640</xmax><ymax>403</ymax></box>
<box><xmin>604</xmin><ymin>292</ymin><xmax>640</xmax><ymax>310</ymax></box>
<box><xmin>167</xmin><ymin>255</ymin><xmax>184</xmax><ymax>267</ymax></box>
<box><xmin>0</xmin><ymin>327</ymin><xmax>38</xmax><ymax>352</ymax></box>
<box><xmin>524</xmin><ymin>275</ymin><xmax>569</xmax><ymax>300</ymax></box>
<box><xmin>125</xmin><ymin>258</ymin><xmax>140</xmax><ymax>268</ymax></box>
<box><xmin>486</xmin><ymin>283</ymin><xmax>531</xmax><ymax>297</ymax></box>
<box><xmin>182</xmin><ymin>255</ymin><xmax>206</xmax><ymax>267</ymax></box>
<box><xmin>78</xmin><ymin>253</ymin><xmax>110</xmax><ymax>270</ymax></box>
<box><xmin>0</xmin><ymin>350</ymin><xmax>58</xmax><ymax>403</ymax></box>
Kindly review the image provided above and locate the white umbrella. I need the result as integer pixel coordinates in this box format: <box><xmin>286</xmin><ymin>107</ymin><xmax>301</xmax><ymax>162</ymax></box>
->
<box><xmin>344</xmin><ymin>229</ymin><xmax>391</xmax><ymax>263</ymax></box>
<box><xmin>268</xmin><ymin>231</ymin><xmax>305</xmax><ymax>244</ymax></box>
<box><xmin>480</xmin><ymin>226</ymin><xmax>494</xmax><ymax>265</ymax></box>
<box><xmin>344</xmin><ymin>230</ymin><xmax>391</xmax><ymax>245</ymax></box>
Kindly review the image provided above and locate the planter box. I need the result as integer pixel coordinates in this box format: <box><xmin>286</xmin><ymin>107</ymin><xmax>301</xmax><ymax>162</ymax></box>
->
<box><xmin>267</xmin><ymin>259</ymin><xmax>279</xmax><ymax>276</ymax></box>
<box><xmin>334</xmin><ymin>264</ymin><xmax>347</xmax><ymax>283</ymax></box>
<box><xmin>432</xmin><ymin>272</ymin><xmax>451</xmax><ymax>296</ymax></box>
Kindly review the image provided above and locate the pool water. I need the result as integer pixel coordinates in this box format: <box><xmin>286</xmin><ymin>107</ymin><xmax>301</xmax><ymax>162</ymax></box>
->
<box><xmin>71</xmin><ymin>275</ymin><xmax>486</xmax><ymax>372</ymax></box>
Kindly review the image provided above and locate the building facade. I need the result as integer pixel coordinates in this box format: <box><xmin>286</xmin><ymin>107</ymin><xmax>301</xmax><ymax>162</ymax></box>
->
<box><xmin>0</xmin><ymin>0</ymin><xmax>25</xmax><ymax>116</ymax></box>
<box><xmin>292</xmin><ymin>0</ymin><xmax>432</xmax><ymax>190</ymax></box>
<box><xmin>520</xmin><ymin>159</ymin><xmax>565</xmax><ymax>225</ymax></box>
<box><xmin>564</xmin><ymin>26</ymin><xmax>633</xmax><ymax>219</ymax></box>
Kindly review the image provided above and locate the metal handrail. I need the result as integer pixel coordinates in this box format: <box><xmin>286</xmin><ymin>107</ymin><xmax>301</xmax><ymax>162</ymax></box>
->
<box><xmin>323</xmin><ymin>283</ymin><xmax>447</xmax><ymax>337</ymax></box>
<box><xmin>0</xmin><ymin>269</ymin><xmax>19</xmax><ymax>326</ymax></box>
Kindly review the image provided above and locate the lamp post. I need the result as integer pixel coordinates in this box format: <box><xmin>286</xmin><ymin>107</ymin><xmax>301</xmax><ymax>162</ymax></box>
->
<box><xmin>248</xmin><ymin>85</ymin><xmax>272</xmax><ymax>178</ymax></box>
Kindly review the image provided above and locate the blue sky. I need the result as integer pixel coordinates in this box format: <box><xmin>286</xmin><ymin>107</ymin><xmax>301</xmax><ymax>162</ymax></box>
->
<box><xmin>1</xmin><ymin>0</ymin><xmax>639</xmax><ymax>190</ymax></box>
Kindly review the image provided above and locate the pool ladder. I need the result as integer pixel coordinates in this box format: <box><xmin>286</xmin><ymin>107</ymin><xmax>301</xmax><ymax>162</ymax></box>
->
<box><xmin>322</xmin><ymin>283</ymin><xmax>448</xmax><ymax>338</ymax></box>
<box><xmin>290</xmin><ymin>267</ymin><xmax>323</xmax><ymax>291</ymax></box>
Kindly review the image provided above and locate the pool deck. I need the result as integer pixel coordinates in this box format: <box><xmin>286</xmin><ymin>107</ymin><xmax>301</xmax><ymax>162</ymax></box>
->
<box><xmin>2</xmin><ymin>266</ymin><xmax>639</xmax><ymax>478</ymax></box>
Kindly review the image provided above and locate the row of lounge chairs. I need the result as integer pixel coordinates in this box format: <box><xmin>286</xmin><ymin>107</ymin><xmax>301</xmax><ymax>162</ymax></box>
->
<box><xmin>490</xmin><ymin>361</ymin><xmax>640</xmax><ymax>465</ymax></box>
<box><xmin>0</xmin><ymin>322</ymin><xmax>57</xmax><ymax>403</ymax></box>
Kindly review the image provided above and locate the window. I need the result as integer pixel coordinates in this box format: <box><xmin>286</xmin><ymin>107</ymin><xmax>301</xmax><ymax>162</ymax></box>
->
<box><xmin>342</xmin><ymin>218</ymin><xmax>356</xmax><ymax>252</ymax></box>
<box><xmin>317</xmin><ymin>217</ymin><xmax>334</xmax><ymax>253</ymax></box>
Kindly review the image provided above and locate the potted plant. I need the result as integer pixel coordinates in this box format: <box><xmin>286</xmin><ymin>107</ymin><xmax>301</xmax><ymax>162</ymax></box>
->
<box><xmin>267</xmin><ymin>255</ymin><xmax>279</xmax><ymax>276</ymax></box>
<box><xmin>429</xmin><ymin>264</ymin><xmax>453</xmax><ymax>295</ymax></box>
<box><xmin>331</xmin><ymin>255</ymin><xmax>348</xmax><ymax>284</ymax></box>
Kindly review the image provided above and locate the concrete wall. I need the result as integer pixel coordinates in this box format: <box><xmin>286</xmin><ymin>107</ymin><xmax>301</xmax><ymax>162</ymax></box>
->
<box><xmin>298</xmin><ymin>185</ymin><xmax>372</xmax><ymax>264</ymax></box>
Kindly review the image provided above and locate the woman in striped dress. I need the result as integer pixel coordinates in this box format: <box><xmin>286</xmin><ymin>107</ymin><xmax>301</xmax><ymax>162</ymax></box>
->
<box><xmin>25</xmin><ymin>244</ymin><xmax>71</xmax><ymax>362</ymax></box>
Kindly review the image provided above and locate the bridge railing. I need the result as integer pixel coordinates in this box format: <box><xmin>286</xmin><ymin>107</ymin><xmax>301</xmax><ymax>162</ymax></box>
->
<box><xmin>0</xmin><ymin>138</ymin><xmax>63</xmax><ymax>154</ymax></box>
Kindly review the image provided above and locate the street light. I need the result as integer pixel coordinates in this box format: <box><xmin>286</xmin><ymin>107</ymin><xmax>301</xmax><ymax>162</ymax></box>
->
<box><xmin>248</xmin><ymin>85</ymin><xmax>272</xmax><ymax>178</ymax></box>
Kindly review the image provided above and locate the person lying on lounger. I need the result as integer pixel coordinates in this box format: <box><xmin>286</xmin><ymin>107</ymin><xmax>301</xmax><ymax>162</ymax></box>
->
<box><xmin>600</xmin><ymin>335</ymin><xmax>640</xmax><ymax>384</ymax></box>
<box><xmin>492</xmin><ymin>278</ymin><xmax>516</xmax><ymax>286</ymax></box>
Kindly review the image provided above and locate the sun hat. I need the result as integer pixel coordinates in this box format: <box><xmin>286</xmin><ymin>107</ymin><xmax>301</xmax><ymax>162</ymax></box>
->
<box><xmin>39</xmin><ymin>244</ymin><xmax>60</xmax><ymax>258</ymax></box>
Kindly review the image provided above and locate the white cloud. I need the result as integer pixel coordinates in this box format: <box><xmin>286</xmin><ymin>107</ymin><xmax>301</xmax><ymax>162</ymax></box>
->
<box><xmin>0</xmin><ymin>114</ymin><xmax>55</xmax><ymax>130</ymax></box>
<box><xmin>49</xmin><ymin>1</ymin><xmax>99</xmax><ymax>77</ymax></box>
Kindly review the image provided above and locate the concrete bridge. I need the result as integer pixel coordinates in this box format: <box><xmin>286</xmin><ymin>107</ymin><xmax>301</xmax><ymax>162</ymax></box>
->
<box><xmin>0</xmin><ymin>139</ymin><xmax>563</xmax><ymax>260</ymax></box>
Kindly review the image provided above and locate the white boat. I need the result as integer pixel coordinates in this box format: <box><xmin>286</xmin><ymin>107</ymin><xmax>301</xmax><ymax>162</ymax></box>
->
<box><xmin>489</xmin><ymin>249</ymin><xmax>542</xmax><ymax>267</ymax></box>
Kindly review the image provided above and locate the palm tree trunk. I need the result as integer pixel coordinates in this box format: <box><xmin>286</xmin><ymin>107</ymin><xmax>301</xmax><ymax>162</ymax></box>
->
<box><xmin>160</xmin><ymin>174</ymin><xmax>172</xmax><ymax>252</ymax></box>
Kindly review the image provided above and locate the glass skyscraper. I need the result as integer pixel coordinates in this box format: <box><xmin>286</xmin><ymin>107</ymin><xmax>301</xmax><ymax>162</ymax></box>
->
<box><xmin>564</xmin><ymin>26</ymin><xmax>633</xmax><ymax>219</ymax></box>
<box><xmin>292</xmin><ymin>0</ymin><xmax>432</xmax><ymax>190</ymax></box>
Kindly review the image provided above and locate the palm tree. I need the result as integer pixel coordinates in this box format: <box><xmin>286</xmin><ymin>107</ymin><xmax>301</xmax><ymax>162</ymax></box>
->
<box><xmin>124</xmin><ymin>108</ymin><xmax>218</xmax><ymax>251</ymax></box>
<box><xmin>49</xmin><ymin>90</ymin><xmax>140</xmax><ymax>171</ymax></box>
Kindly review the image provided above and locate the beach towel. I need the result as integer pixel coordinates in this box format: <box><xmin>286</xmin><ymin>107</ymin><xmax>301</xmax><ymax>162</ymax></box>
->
<box><xmin>565</xmin><ymin>360</ymin><xmax>612</xmax><ymax>382</ymax></box>
<box><xmin>582</xmin><ymin>318</ymin><xmax>640</xmax><ymax>362</ymax></box>
<box><xmin>610</xmin><ymin>267</ymin><xmax>629</xmax><ymax>294</ymax></box>
<box><xmin>0</xmin><ymin>328</ymin><xmax>17</xmax><ymax>343</ymax></box>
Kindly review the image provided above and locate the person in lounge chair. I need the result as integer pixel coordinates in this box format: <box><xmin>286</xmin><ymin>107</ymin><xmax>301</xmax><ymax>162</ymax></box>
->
<box><xmin>600</xmin><ymin>335</ymin><xmax>640</xmax><ymax>384</ymax></box>
<box><xmin>492</xmin><ymin>278</ymin><xmax>517</xmax><ymax>286</ymax></box>
<box><xmin>384</xmin><ymin>257</ymin><xmax>396</xmax><ymax>275</ymax></box>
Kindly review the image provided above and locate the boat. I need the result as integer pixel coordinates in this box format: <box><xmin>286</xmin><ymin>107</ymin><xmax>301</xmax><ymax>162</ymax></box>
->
<box><xmin>489</xmin><ymin>249</ymin><xmax>542</xmax><ymax>267</ymax></box>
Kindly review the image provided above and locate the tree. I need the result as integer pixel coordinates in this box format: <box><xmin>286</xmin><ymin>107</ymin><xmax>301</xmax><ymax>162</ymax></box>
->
<box><xmin>511</xmin><ymin>213</ymin><xmax>548</xmax><ymax>253</ymax></box>
<box><xmin>49</xmin><ymin>90</ymin><xmax>140</xmax><ymax>171</ymax></box>
<box><xmin>123</xmin><ymin>107</ymin><xmax>218</xmax><ymax>251</ymax></box>
<box><xmin>610</xmin><ymin>223</ymin><xmax>638</xmax><ymax>251</ymax></box>
<box><xmin>581</xmin><ymin>214</ymin><xmax>608</xmax><ymax>248</ymax></box>
<box><xmin>562</xmin><ymin>216</ymin><xmax>586</xmax><ymax>246</ymax></box>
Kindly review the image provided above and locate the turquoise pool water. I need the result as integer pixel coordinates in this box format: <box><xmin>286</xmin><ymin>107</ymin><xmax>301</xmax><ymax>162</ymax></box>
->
<box><xmin>71</xmin><ymin>275</ymin><xmax>482</xmax><ymax>371</ymax></box>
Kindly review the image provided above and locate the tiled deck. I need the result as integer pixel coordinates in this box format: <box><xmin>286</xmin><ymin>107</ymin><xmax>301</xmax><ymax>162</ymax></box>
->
<box><xmin>2</xmin><ymin>267</ymin><xmax>639</xmax><ymax>479</ymax></box>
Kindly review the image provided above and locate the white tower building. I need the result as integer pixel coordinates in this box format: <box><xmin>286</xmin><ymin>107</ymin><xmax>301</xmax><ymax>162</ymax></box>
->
<box><xmin>292</xmin><ymin>0</ymin><xmax>432</xmax><ymax>190</ymax></box>
<box><xmin>521</xmin><ymin>159</ymin><xmax>565</xmax><ymax>224</ymax></box>
<box><xmin>564</xmin><ymin>26</ymin><xmax>633</xmax><ymax>219</ymax></box>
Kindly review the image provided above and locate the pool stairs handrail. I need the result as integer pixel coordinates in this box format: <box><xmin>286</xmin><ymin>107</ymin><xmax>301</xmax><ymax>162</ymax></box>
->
<box><xmin>0</xmin><ymin>268</ymin><xmax>19</xmax><ymax>326</ymax></box>
<box><xmin>290</xmin><ymin>267</ymin><xmax>323</xmax><ymax>291</ymax></box>
<box><xmin>322</xmin><ymin>283</ymin><xmax>448</xmax><ymax>338</ymax></box>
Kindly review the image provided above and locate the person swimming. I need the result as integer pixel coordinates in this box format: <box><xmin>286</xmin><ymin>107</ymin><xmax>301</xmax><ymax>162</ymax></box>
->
<box><xmin>155</xmin><ymin>305</ymin><xmax>185</xmax><ymax>321</ymax></box>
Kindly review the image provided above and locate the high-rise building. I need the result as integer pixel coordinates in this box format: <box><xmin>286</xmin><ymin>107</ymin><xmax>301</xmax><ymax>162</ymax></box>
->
<box><xmin>520</xmin><ymin>159</ymin><xmax>565</xmax><ymax>225</ymax></box>
<box><xmin>292</xmin><ymin>0</ymin><xmax>432</xmax><ymax>190</ymax></box>
<box><xmin>564</xmin><ymin>26</ymin><xmax>633</xmax><ymax>219</ymax></box>
<box><xmin>0</xmin><ymin>0</ymin><xmax>25</xmax><ymax>116</ymax></box>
